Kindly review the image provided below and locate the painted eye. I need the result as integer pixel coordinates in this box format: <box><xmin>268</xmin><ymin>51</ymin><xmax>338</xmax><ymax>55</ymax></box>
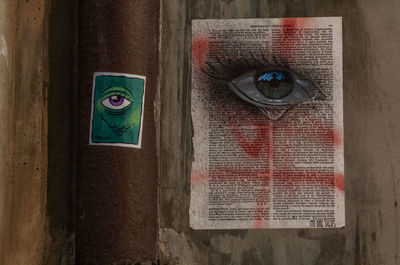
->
<box><xmin>199</xmin><ymin>53</ymin><xmax>325</xmax><ymax>120</ymax></box>
<box><xmin>102</xmin><ymin>95</ymin><xmax>132</xmax><ymax>110</ymax></box>
<box><xmin>228</xmin><ymin>68</ymin><xmax>324</xmax><ymax>120</ymax></box>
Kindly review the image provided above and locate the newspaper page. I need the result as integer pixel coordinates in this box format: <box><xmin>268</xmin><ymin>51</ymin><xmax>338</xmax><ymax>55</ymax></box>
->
<box><xmin>190</xmin><ymin>17</ymin><xmax>344</xmax><ymax>229</ymax></box>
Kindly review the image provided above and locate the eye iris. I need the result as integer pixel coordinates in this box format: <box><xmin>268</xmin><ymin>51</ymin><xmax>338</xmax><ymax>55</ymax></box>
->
<box><xmin>256</xmin><ymin>71</ymin><xmax>293</xmax><ymax>100</ymax></box>
<box><xmin>109</xmin><ymin>95</ymin><xmax>124</xmax><ymax>106</ymax></box>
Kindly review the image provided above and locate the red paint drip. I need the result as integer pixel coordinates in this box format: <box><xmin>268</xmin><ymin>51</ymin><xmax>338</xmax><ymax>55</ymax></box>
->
<box><xmin>334</xmin><ymin>173</ymin><xmax>345</xmax><ymax>191</ymax></box>
<box><xmin>280</xmin><ymin>18</ymin><xmax>308</xmax><ymax>29</ymax></box>
<box><xmin>334</xmin><ymin>130</ymin><xmax>342</xmax><ymax>148</ymax></box>
<box><xmin>273</xmin><ymin>170</ymin><xmax>344</xmax><ymax>192</ymax></box>
<box><xmin>302</xmin><ymin>116</ymin><xmax>341</xmax><ymax>149</ymax></box>
<box><xmin>253</xmin><ymin>120</ymin><xmax>274</xmax><ymax>229</ymax></box>
<box><xmin>231</xmin><ymin>124</ymin><xmax>269</xmax><ymax>158</ymax></box>
<box><xmin>192</xmin><ymin>167</ymin><xmax>269</xmax><ymax>183</ymax></box>
<box><xmin>281</xmin><ymin>18</ymin><xmax>297</xmax><ymax>29</ymax></box>
<box><xmin>278</xmin><ymin>18</ymin><xmax>309</xmax><ymax>61</ymax></box>
<box><xmin>192</xmin><ymin>37</ymin><xmax>209</xmax><ymax>69</ymax></box>
<box><xmin>191</xmin><ymin>171</ymin><xmax>208</xmax><ymax>183</ymax></box>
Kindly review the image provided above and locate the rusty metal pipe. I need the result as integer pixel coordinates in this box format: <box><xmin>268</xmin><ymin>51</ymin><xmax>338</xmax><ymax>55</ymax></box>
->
<box><xmin>77</xmin><ymin>1</ymin><xmax>160</xmax><ymax>263</ymax></box>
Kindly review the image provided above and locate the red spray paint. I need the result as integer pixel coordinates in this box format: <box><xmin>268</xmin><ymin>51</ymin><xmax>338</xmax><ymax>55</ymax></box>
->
<box><xmin>192</xmin><ymin>37</ymin><xmax>210</xmax><ymax>69</ymax></box>
<box><xmin>191</xmin><ymin>18</ymin><xmax>344</xmax><ymax>228</ymax></box>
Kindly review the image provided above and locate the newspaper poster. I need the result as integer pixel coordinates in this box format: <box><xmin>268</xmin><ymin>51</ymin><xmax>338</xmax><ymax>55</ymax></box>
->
<box><xmin>190</xmin><ymin>17</ymin><xmax>344</xmax><ymax>229</ymax></box>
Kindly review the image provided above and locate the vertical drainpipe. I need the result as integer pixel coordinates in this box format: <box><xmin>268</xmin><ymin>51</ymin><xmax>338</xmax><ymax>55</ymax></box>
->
<box><xmin>76</xmin><ymin>0</ymin><xmax>160</xmax><ymax>264</ymax></box>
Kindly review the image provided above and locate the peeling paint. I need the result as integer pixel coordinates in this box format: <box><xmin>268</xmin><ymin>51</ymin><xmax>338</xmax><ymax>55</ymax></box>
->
<box><xmin>160</xmin><ymin>228</ymin><xmax>196</xmax><ymax>265</ymax></box>
<box><xmin>0</xmin><ymin>35</ymin><xmax>8</xmax><ymax>66</ymax></box>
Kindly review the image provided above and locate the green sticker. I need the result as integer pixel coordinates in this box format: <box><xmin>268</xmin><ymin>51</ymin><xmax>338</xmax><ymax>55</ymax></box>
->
<box><xmin>89</xmin><ymin>72</ymin><xmax>146</xmax><ymax>148</ymax></box>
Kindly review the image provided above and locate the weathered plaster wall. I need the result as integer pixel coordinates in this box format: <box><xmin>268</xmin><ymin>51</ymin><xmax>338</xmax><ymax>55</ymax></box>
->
<box><xmin>158</xmin><ymin>0</ymin><xmax>400</xmax><ymax>264</ymax></box>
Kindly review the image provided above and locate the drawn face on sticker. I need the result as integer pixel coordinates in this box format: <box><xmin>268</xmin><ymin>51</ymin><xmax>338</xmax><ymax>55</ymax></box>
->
<box><xmin>90</xmin><ymin>73</ymin><xmax>145</xmax><ymax>147</ymax></box>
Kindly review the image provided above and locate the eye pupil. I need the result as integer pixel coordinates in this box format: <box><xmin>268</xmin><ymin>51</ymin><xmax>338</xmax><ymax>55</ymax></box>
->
<box><xmin>256</xmin><ymin>70</ymin><xmax>293</xmax><ymax>100</ymax></box>
<box><xmin>109</xmin><ymin>95</ymin><xmax>124</xmax><ymax>106</ymax></box>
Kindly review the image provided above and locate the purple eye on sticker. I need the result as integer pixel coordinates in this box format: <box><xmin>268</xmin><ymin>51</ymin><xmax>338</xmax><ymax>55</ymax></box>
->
<box><xmin>109</xmin><ymin>95</ymin><xmax>124</xmax><ymax>106</ymax></box>
<box><xmin>102</xmin><ymin>95</ymin><xmax>132</xmax><ymax>110</ymax></box>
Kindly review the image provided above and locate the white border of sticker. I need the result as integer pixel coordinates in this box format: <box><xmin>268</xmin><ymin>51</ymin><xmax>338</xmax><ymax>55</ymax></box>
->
<box><xmin>89</xmin><ymin>72</ymin><xmax>146</xmax><ymax>149</ymax></box>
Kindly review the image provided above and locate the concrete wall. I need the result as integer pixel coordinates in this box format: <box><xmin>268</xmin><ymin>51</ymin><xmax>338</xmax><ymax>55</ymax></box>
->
<box><xmin>158</xmin><ymin>0</ymin><xmax>400</xmax><ymax>264</ymax></box>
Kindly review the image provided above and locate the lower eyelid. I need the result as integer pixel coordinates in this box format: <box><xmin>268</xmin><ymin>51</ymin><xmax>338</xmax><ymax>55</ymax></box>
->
<box><xmin>102</xmin><ymin>102</ymin><xmax>132</xmax><ymax>113</ymax></box>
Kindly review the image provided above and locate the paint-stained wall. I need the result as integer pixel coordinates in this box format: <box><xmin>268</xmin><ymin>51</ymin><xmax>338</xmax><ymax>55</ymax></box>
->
<box><xmin>0</xmin><ymin>1</ymin><xmax>399</xmax><ymax>264</ymax></box>
<box><xmin>158</xmin><ymin>0</ymin><xmax>400</xmax><ymax>264</ymax></box>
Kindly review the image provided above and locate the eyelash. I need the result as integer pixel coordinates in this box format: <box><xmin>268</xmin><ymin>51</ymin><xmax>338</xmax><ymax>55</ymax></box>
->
<box><xmin>201</xmin><ymin>53</ymin><xmax>289</xmax><ymax>80</ymax></box>
<box><xmin>200</xmin><ymin>52</ymin><xmax>320</xmax><ymax>90</ymax></box>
